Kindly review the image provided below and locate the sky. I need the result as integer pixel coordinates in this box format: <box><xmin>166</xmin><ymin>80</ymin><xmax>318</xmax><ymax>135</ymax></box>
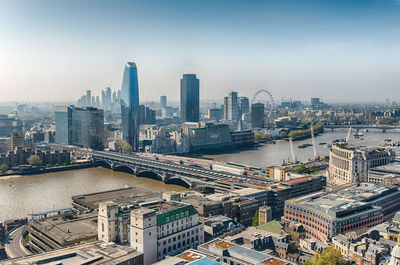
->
<box><xmin>0</xmin><ymin>0</ymin><xmax>400</xmax><ymax>103</ymax></box>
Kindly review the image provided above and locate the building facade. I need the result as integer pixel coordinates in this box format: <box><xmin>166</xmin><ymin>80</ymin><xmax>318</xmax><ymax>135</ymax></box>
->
<box><xmin>251</xmin><ymin>103</ymin><xmax>265</xmax><ymax>128</ymax></box>
<box><xmin>121</xmin><ymin>62</ymin><xmax>140</xmax><ymax>151</ymax></box>
<box><xmin>180</xmin><ymin>74</ymin><xmax>199</xmax><ymax>123</ymax></box>
<box><xmin>227</xmin><ymin>91</ymin><xmax>239</xmax><ymax>121</ymax></box>
<box><xmin>329</xmin><ymin>144</ymin><xmax>395</xmax><ymax>184</ymax></box>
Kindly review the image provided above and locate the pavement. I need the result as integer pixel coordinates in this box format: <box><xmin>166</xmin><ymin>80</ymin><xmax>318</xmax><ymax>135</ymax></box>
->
<box><xmin>3</xmin><ymin>225</ymin><xmax>31</xmax><ymax>259</ymax></box>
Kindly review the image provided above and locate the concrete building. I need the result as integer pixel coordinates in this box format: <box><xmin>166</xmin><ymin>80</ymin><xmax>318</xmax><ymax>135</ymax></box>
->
<box><xmin>329</xmin><ymin>144</ymin><xmax>395</xmax><ymax>184</ymax></box>
<box><xmin>259</xmin><ymin>206</ymin><xmax>273</xmax><ymax>224</ymax></box>
<box><xmin>207</xmin><ymin>108</ymin><xmax>223</xmax><ymax>121</ymax></box>
<box><xmin>180</xmin><ymin>74</ymin><xmax>199</xmax><ymax>123</ymax></box>
<box><xmin>203</xmin><ymin>215</ymin><xmax>242</xmax><ymax>241</ymax></box>
<box><xmin>98</xmin><ymin>200</ymin><xmax>204</xmax><ymax>265</ymax></box>
<box><xmin>230</xmin><ymin>130</ymin><xmax>254</xmax><ymax>147</ymax></box>
<box><xmin>251</xmin><ymin>103</ymin><xmax>265</xmax><ymax>128</ymax></box>
<box><xmin>223</xmin><ymin>96</ymin><xmax>229</xmax><ymax>120</ymax></box>
<box><xmin>187</xmin><ymin>123</ymin><xmax>232</xmax><ymax>152</ymax></box>
<box><xmin>3</xmin><ymin>241</ymin><xmax>144</xmax><ymax>265</ymax></box>
<box><xmin>0</xmin><ymin>147</ymin><xmax>70</xmax><ymax>168</ymax></box>
<box><xmin>284</xmin><ymin>183</ymin><xmax>400</xmax><ymax>241</ymax></box>
<box><xmin>54</xmin><ymin>105</ymin><xmax>73</xmax><ymax>145</ymax></box>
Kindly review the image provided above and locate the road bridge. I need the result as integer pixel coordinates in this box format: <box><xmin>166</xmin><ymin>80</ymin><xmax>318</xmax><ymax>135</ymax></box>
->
<box><xmin>324</xmin><ymin>124</ymin><xmax>400</xmax><ymax>132</ymax></box>
<box><xmin>91</xmin><ymin>150</ymin><xmax>253</xmax><ymax>191</ymax></box>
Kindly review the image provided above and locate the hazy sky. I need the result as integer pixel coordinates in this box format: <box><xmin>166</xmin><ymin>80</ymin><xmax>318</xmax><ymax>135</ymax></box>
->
<box><xmin>1</xmin><ymin>0</ymin><xmax>400</xmax><ymax>103</ymax></box>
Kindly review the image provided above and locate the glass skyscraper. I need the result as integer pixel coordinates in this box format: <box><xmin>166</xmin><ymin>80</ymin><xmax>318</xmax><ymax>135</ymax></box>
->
<box><xmin>120</xmin><ymin>62</ymin><xmax>140</xmax><ymax>151</ymax></box>
<box><xmin>180</xmin><ymin>74</ymin><xmax>199</xmax><ymax>123</ymax></box>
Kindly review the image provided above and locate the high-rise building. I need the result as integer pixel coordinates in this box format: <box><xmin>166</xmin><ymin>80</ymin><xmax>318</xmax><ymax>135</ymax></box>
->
<box><xmin>238</xmin><ymin>96</ymin><xmax>249</xmax><ymax>118</ymax></box>
<box><xmin>55</xmin><ymin>105</ymin><xmax>73</xmax><ymax>145</ymax></box>
<box><xmin>160</xmin><ymin>95</ymin><xmax>167</xmax><ymax>108</ymax></box>
<box><xmin>228</xmin><ymin>91</ymin><xmax>239</xmax><ymax>121</ymax></box>
<box><xmin>138</xmin><ymin>105</ymin><xmax>156</xmax><ymax>125</ymax></box>
<box><xmin>71</xmin><ymin>107</ymin><xmax>104</xmax><ymax>150</ymax></box>
<box><xmin>180</xmin><ymin>74</ymin><xmax>199</xmax><ymax>123</ymax></box>
<box><xmin>86</xmin><ymin>90</ymin><xmax>92</xmax><ymax>106</ymax></box>
<box><xmin>223</xmin><ymin>97</ymin><xmax>229</xmax><ymax>120</ymax></box>
<box><xmin>251</xmin><ymin>103</ymin><xmax>265</xmax><ymax>128</ymax></box>
<box><xmin>55</xmin><ymin>105</ymin><xmax>104</xmax><ymax>150</ymax></box>
<box><xmin>120</xmin><ymin>62</ymin><xmax>140</xmax><ymax>151</ymax></box>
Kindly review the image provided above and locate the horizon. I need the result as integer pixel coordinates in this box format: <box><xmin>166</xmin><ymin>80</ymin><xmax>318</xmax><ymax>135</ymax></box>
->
<box><xmin>1</xmin><ymin>0</ymin><xmax>400</xmax><ymax>102</ymax></box>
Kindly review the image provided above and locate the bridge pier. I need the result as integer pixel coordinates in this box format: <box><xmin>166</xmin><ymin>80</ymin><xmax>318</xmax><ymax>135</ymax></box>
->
<box><xmin>162</xmin><ymin>172</ymin><xmax>169</xmax><ymax>183</ymax></box>
<box><xmin>111</xmin><ymin>162</ymin><xmax>115</xmax><ymax>170</ymax></box>
<box><xmin>383</xmin><ymin>129</ymin><xmax>386</xmax><ymax>133</ymax></box>
<box><xmin>134</xmin><ymin>166</ymin><xmax>139</xmax><ymax>175</ymax></box>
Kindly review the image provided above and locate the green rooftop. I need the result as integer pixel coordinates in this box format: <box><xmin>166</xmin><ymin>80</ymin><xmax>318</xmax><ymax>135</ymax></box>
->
<box><xmin>257</xmin><ymin>220</ymin><xmax>286</xmax><ymax>235</ymax></box>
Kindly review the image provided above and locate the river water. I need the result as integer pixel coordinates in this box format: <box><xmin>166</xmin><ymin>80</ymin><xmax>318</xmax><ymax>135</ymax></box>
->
<box><xmin>1</xmin><ymin>128</ymin><xmax>400</xmax><ymax>222</ymax></box>
<box><xmin>0</xmin><ymin>167</ymin><xmax>187</xmax><ymax>222</ymax></box>
<box><xmin>203</xmin><ymin>128</ymin><xmax>400</xmax><ymax>167</ymax></box>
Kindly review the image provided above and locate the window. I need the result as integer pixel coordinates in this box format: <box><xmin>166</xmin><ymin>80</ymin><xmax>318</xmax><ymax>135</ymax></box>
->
<box><xmin>101</xmin><ymin>222</ymin><xmax>104</xmax><ymax>232</ymax></box>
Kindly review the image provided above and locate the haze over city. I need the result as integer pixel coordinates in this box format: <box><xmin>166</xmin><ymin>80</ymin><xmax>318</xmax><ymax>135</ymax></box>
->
<box><xmin>1</xmin><ymin>0</ymin><xmax>400</xmax><ymax>102</ymax></box>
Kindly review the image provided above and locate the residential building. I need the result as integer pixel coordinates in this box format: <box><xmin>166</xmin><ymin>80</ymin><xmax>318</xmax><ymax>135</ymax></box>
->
<box><xmin>227</xmin><ymin>91</ymin><xmax>239</xmax><ymax>121</ymax></box>
<box><xmin>238</xmin><ymin>96</ymin><xmax>250</xmax><ymax>118</ymax></box>
<box><xmin>160</xmin><ymin>95</ymin><xmax>167</xmax><ymax>108</ymax></box>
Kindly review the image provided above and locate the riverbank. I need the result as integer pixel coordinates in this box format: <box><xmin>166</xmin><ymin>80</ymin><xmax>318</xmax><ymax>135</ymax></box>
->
<box><xmin>0</xmin><ymin>163</ymin><xmax>94</xmax><ymax>178</ymax></box>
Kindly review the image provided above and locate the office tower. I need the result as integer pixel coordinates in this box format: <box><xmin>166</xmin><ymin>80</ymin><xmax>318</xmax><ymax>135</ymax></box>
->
<box><xmin>228</xmin><ymin>91</ymin><xmax>239</xmax><ymax>120</ymax></box>
<box><xmin>238</xmin><ymin>96</ymin><xmax>249</xmax><ymax>118</ymax></box>
<box><xmin>223</xmin><ymin>97</ymin><xmax>228</xmax><ymax>120</ymax></box>
<box><xmin>112</xmin><ymin>91</ymin><xmax>117</xmax><ymax>104</ymax></box>
<box><xmin>101</xmin><ymin>90</ymin><xmax>106</xmax><ymax>108</ymax></box>
<box><xmin>95</xmin><ymin>96</ymin><xmax>100</xmax><ymax>107</ymax></box>
<box><xmin>86</xmin><ymin>90</ymin><xmax>92</xmax><ymax>106</ymax></box>
<box><xmin>160</xmin><ymin>95</ymin><xmax>167</xmax><ymax>108</ymax></box>
<box><xmin>208</xmin><ymin>108</ymin><xmax>222</xmax><ymax>121</ymax></box>
<box><xmin>72</xmin><ymin>107</ymin><xmax>104</xmax><ymax>150</ymax></box>
<box><xmin>120</xmin><ymin>62</ymin><xmax>140</xmax><ymax>151</ymax></box>
<box><xmin>180</xmin><ymin>74</ymin><xmax>199</xmax><ymax>123</ymax></box>
<box><xmin>138</xmin><ymin>105</ymin><xmax>156</xmax><ymax>125</ymax></box>
<box><xmin>106</xmin><ymin>87</ymin><xmax>112</xmax><ymax>106</ymax></box>
<box><xmin>311</xmin><ymin>97</ymin><xmax>320</xmax><ymax>107</ymax></box>
<box><xmin>55</xmin><ymin>105</ymin><xmax>104</xmax><ymax>150</ymax></box>
<box><xmin>251</xmin><ymin>103</ymin><xmax>265</xmax><ymax>128</ymax></box>
<box><xmin>55</xmin><ymin>105</ymin><xmax>73</xmax><ymax>145</ymax></box>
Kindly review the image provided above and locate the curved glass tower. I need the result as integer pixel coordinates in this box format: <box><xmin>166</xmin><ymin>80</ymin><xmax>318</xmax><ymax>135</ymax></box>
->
<box><xmin>120</xmin><ymin>62</ymin><xmax>140</xmax><ymax>151</ymax></box>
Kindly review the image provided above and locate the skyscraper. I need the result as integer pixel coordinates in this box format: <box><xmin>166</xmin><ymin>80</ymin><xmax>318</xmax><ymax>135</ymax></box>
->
<box><xmin>238</xmin><ymin>96</ymin><xmax>249</xmax><ymax>118</ymax></box>
<box><xmin>120</xmin><ymin>62</ymin><xmax>140</xmax><ymax>151</ymax></box>
<box><xmin>86</xmin><ymin>90</ymin><xmax>92</xmax><ymax>106</ymax></box>
<box><xmin>180</xmin><ymin>74</ymin><xmax>199</xmax><ymax>123</ymax></box>
<box><xmin>251</xmin><ymin>103</ymin><xmax>265</xmax><ymax>128</ymax></box>
<box><xmin>228</xmin><ymin>91</ymin><xmax>239</xmax><ymax>121</ymax></box>
<box><xmin>160</xmin><ymin>95</ymin><xmax>167</xmax><ymax>108</ymax></box>
<box><xmin>223</xmin><ymin>97</ymin><xmax>229</xmax><ymax>120</ymax></box>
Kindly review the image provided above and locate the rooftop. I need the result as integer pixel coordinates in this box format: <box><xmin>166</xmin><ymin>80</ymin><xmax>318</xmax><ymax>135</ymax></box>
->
<box><xmin>3</xmin><ymin>242</ymin><xmax>142</xmax><ymax>265</ymax></box>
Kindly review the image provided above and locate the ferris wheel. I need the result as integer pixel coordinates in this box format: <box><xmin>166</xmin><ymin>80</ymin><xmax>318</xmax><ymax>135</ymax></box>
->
<box><xmin>251</xmin><ymin>89</ymin><xmax>275</xmax><ymax>110</ymax></box>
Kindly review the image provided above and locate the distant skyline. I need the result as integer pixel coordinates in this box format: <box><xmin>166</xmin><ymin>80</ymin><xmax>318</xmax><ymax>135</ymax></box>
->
<box><xmin>1</xmin><ymin>0</ymin><xmax>400</xmax><ymax>102</ymax></box>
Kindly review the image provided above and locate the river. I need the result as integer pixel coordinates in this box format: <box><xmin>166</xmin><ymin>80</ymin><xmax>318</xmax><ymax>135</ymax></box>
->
<box><xmin>203</xmin><ymin>128</ymin><xmax>400</xmax><ymax>167</ymax></box>
<box><xmin>1</xmin><ymin>128</ymin><xmax>400</xmax><ymax>222</ymax></box>
<box><xmin>0</xmin><ymin>167</ymin><xmax>187</xmax><ymax>222</ymax></box>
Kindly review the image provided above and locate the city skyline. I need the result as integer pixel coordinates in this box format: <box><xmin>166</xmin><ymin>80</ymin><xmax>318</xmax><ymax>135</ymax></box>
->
<box><xmin>1</xmin><ymin>0</ymin><xmax>400</xmax><ymax>102</ymax></box>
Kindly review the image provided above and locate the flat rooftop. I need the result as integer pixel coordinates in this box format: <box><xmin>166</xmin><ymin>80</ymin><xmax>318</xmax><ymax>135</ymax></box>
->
<box><xmin>30</xmin><ymin>212</ymin><xmax>98</xmax><ymax>245</ymax></box>
<box><xmin>72</xmin><ymin>186</ymin><xmax>158</xmax><ymax>210</ymax></box>
<box><xmin>3</xmin><ymin>242</ymin><xmax>142</xmax><ymax>265</ymax></box>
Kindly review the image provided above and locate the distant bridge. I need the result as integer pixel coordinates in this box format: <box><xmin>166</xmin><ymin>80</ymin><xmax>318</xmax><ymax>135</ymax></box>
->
<box><xmin>324</xmin><ymin>124</ymin><xmax>400</xmax><ymax>132</ymax></box>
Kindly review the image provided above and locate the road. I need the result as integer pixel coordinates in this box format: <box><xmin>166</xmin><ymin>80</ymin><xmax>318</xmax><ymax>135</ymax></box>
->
<box><xmin>3</xmin><ymin>225</ymin><xmax>31</xmax><ymax>259</ymax></box>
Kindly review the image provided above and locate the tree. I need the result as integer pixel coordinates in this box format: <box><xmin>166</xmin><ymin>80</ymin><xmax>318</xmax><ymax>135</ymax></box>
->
<box><xmin>305</xmin><ymin>247</ymin><xmax>347</xmax><ymax>265</ymax></box>
<box><xmin>115</xmin><ymin>139</ymin><xmax>132</xmax><ymax>153</ymax></box>
<box><xmin>27</xmin><ymin>155</ymin><xmax>42</xmax><ymax>166</ymax></box>
<box><xmin>0</xmin><ymin>163</ymin><xmax>8</xmax><ymax>172</ymax></box>
<box><xmin>252</xmin><ymin>210</ymin><xmax>259</xmax><ymax>227</ymax></box>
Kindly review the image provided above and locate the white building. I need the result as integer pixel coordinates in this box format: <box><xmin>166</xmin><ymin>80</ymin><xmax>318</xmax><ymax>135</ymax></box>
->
<box><xmin>329</xmin><ymin>144</ymin><xmax>395</xmax><ymax>185</ymax></box>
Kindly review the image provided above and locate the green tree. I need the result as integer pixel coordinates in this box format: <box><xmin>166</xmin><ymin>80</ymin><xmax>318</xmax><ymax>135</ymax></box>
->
<box><xmin>294</xmin><ymin>164</ymin><xmax>306</xmax><ymax>173</ymax></box>
<box><xmin>252</xmin><ymin>210</ymin><xmax>259</xmax><ymax>227</ymax></box>
<box><xmin>305</xmin><ymin>247</ymin><xmax>347</xmax><ymax>265</ymax></box>
<box><xmin>115</xmin><ymin>139</ymin><xmax>132</xmax><ymax>153</ymax></box>
<box><xmin>0</xmin><ymin>163</ymin><xmax>8</xmax><ymax>172</ymax></box>
<box><xmin>254</xmin><ymin>132</ymin><xmax>271</xmax><ymax>142</ymax></box>
<box><xmin>27</xmin><ymin>155</ymin><xmax>42</xmax><ymax>166</ymax></box>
